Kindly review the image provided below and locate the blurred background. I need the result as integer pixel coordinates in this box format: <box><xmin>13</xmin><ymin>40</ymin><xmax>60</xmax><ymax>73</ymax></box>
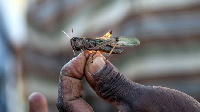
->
<box><xmin>0</xmin><ymin>0</ymin><xmax>200</xmax><ymax>112</ymax></box>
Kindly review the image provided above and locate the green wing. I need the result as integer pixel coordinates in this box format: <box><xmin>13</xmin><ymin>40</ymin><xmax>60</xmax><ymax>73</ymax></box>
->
<box><xmin>111</xmin><ymin>36</ymin><xmax>140</xmax><ymax>47</ymax></box>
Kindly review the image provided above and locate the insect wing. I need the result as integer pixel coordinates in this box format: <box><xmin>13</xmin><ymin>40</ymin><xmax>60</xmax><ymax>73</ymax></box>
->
<box><xmin>112</xmin><ymin>36</ymin><xmax>140</xmax><ymax>47</ymax></box>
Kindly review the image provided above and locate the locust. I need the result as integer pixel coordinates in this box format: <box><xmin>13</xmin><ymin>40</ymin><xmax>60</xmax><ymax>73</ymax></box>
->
<box><xmin>63</xmin><ymin>29</ymin><xmax>140</xmax><ymax>59</ymax></box>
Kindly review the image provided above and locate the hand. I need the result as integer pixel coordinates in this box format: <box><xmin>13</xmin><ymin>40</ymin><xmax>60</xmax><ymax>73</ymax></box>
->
<box><xmin>29</xmin><ymin>51</ymin><xmax>200</xmax><ymax>112</ymax></box>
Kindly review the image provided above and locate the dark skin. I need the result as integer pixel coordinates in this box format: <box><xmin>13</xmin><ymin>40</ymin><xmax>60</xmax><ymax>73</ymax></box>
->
<box><xmin>29</xmin><ymin>51</ymin><xmax>200</xmax><ymax>112</ymax></box>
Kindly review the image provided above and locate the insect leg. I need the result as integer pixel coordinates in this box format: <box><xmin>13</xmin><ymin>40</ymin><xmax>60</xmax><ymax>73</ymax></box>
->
<box><xmin>106</xmin><ymin>42</ymin><xmax>118</xmax><ymax>59</ymax></box>
<box><xmin>72</xmin><ymin>50</ymin><xmax>76</xmax><ymax>57</ymax></box>
<box><xmin>99</xmin><ymin>45</ymin><xmax>123</xmax><ymax>54</ymax></box>
<box><xmin>81</xmin><ymin>49</ymin><xmax>87</xmax><ymax>57</ymax></box>
<box><xmin>106</xmin><ymin>38</ymin><xmax>119</xmax><ymax>60</ymax></box>
<box><xmin>91</xmin><ymin>50</ymin><xmax>98</xmax><ymax>63</ymax></box>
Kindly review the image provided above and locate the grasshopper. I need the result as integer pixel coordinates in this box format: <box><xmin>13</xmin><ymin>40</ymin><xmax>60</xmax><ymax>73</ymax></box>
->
<box><xmin>63</xmin><ymin>29</ymin><xmax>140</xmax><ymax>59</ymax></box>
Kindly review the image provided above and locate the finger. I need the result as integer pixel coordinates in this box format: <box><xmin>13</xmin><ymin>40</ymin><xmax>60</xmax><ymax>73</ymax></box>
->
<box><xmin>29</xmin><ymin>92</ymin><xmax>48</xmax><ymax>112</ymax></box>
<box><xmin>85</xmin><ymin>52</ymin><xmax>138</xmax><ymax>111</ymax></box>
<box><xmin>57</xmin><ymin>51</ymin><xmax>93</xmax><ymax>112</ymax></box>
<box><xmin>85</xmin><ymin>52</ymin><xmax>200</xmax><ymax>112</ymax></box>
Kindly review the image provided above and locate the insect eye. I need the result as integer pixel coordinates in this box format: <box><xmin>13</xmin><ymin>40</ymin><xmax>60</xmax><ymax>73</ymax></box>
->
<box><xmin>73</xmin><ymin>37</ymin><xmax>78</xmax><ymax>41</ymax></box>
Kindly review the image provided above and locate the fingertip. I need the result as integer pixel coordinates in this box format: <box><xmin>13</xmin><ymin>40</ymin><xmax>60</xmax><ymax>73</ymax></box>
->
<box><xmin>29</xmin><ymin>92</ymin><xmax>45</xmax><ymax>102</ymax></box>
<box><xmin>60</xmin><ymin>52</ymin><xmax>88</xmax><ymax>79</ymax></box>
<box><xmin>29</xmin><ymin>92</ymin><xmax>48</xmax><ymax>112</ymax></box>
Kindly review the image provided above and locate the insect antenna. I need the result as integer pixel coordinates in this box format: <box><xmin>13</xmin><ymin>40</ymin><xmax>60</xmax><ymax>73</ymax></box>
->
<box><xmin>71</xmin><ymin>27</ymin><xmax>73</xmax><ymax>38</ymax></box>
<box><xmin>71</xmin><ymin>28</ymin><xmax>76</xmax><ymax>56</ymax></box>
<box><xmin>62</xmin><ymin>30</ymin><xmax>77</xmax><ymax>56</ymax></box>
<box><xmin>62</xmin><ymin>30</ymin><xmax>71</xmax><ymax>39</ymax></box>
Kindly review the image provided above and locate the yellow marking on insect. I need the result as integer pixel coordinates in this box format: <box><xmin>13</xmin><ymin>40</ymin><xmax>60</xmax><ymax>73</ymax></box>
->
<box><xmin>102</xmin><ymin>30</ymin><xmax>112</xmax><ymax>39</ymax></box>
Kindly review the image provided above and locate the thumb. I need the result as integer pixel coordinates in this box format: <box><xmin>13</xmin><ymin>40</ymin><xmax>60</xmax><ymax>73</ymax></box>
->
<box><xmin>85</xmin><ymin>52</ymin><xmax>142</xmax><ymax>111</ymax></box>
<box><xmin>85</xmin><ymin>53</ymin><xmax>200</xmax><ymax>112</ymax></box>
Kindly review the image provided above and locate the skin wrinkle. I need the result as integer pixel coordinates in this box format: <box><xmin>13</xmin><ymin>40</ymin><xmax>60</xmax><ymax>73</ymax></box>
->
<box><xmin>95</xmin><ymin>62</ymin><xmax>120</xmax><ymax>95</ymax></box>
<box><xmin>94</xmin><ymin>62</ymin><xmax>133</xmax><ymax>101</ymax></box>
<box><xmin>57</xmin><ymin>75</ymin><xmax>76</xmax><ymax>112</ymax></box>
<box><xmin>60</xmin><ymin>76</ymin><xmax>83</xmax><ymax>101</ymax></box>
<box><xmin>143</xmin><ymin>89</ymin><xmax>170</xmax><ymax>111</ymax></box>
<box><xmin>98</xmin><ymin>75</ymin><xmax>116</xmax><ymax>96</ymax></box>
<box><xmin>86</xmin><ymin>60</ymin><xmax>144</xmax><ymax>111</ymax></box>
<box><xmin>137</xmin><ymin>86</ymin><xmax>200</xmax><ymax>112</ymax></box>
<box><xmin>100</xmin><ymin>72</ymin><xmax>129</xmax><ymax>102</ymax></box>
<box><xmin>60</xmin><ymin>61</ymin><xmax>84</xmax><ymax>79</ymax></box>
<box><xmin>57</xmin><ymin>52</ymin><xmax>93</xmax><ymax>112</ymax></box>
<box><xmin>100</xmin><ymin>73</ymin><xmax>121</xmax><ymax>98</ymax></box>
<box><xmin>57</xmin><ymin>76</ymin><xmax>67</xmax><ymax>112</ymax></box>
<box><xmin>93</xmin><ymin>63</ymin><xmax>118</xmax><ymax>96</ymax></box>
<box><xmin>57</xmin><ymin>91</ymin><xmax>67</xmax><ymax>111</ymax></box>
<box><xmin>167</xmin><ymin>88</ymin><xmax>182</xmax><ymax>111</ymax></box>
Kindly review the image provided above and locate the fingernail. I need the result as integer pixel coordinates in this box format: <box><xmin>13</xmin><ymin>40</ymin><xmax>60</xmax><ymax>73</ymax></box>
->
<box><xmin>88</xmin><ymin>57</ymin><xmax>105</xmax><ymax>75</ymax></box>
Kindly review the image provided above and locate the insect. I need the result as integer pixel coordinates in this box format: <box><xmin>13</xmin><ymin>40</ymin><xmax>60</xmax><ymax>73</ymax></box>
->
<box><xmin>63</xmin><ymin>29</ymin><xmax>140</xmax><ymax>59</ymax></box>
